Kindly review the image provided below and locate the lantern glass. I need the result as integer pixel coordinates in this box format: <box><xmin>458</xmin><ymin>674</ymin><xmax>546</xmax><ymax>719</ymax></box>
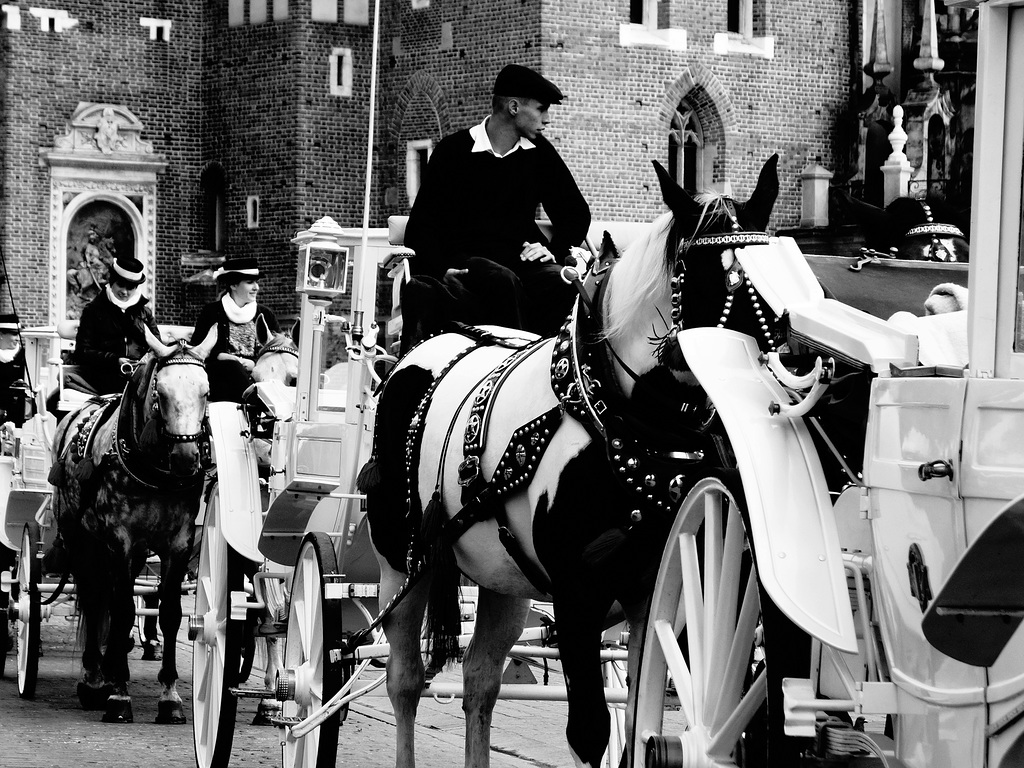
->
<box><xmin>300</xmin><ymin>243</ymin><xmax>350</xmax><ymax>296</ymax></box>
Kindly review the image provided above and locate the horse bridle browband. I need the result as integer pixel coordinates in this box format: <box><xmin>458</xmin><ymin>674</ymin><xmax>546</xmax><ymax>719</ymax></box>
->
<box><xmin>668</xmin><ymin>198</ymin><xmax>775</xmax><ymax>350</ymax></box>
<box><xmin>256</xmin><ymin>341</ymin><xmax>299</xmax><ymax>360</ymax></box>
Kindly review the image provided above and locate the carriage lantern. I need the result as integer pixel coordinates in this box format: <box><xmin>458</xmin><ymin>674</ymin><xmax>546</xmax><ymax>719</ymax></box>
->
<box><xmin>292</xmin><ymin>215</ymin><xmax>350</xmax><ymax>299</ymax></box>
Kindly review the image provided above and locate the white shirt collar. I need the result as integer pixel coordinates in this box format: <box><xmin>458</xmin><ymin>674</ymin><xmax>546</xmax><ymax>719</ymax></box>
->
<box><xmin>470</xmin><ymin>117</ymin><xmax>536</xmax><ymax>157</ymax></box>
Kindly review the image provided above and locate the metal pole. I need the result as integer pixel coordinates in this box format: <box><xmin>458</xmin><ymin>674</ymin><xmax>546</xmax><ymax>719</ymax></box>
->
<box><xmin>354</xmin><ymin>0</ymin><xmax>382</xmax><ymax>334</ymax></box>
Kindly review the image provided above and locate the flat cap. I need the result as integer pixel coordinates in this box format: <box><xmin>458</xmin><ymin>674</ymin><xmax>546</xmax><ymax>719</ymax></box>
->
<box><xmin>493</xmin><ymin>64</ymin><xmax>564</xmax><ymax>105</ymax></box>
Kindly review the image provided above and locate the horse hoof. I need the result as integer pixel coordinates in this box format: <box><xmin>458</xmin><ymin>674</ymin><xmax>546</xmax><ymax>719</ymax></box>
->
<box><xmin>77</xmin><ymin>682</ymin><xmax>113</xmax><ymax>710</ymax></box>
<box><xmin>141</xmin><ymin>640</ymin><xmax>162</xmax><ymax>661</ymax></box>
<box><xmin>155</xmin><ymin>700</ymin><xmax>186</xmax><ymax>725</ymax></box>
<box><xmin>102</xmin><ymin>695</ymin><xmax>134</xmax><ymax>723</ymax></box>
<box><xmin>251</xmin><ymin>699</ymin><xmax>282</xmax><ymax>726</ymax></box>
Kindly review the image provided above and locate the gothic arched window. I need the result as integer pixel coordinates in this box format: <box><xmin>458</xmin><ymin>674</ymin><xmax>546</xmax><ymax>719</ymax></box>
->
<box><xmin>669</xmin><ymin>105</ymin><xmax>704</xmax><ymax>192</ymax></box>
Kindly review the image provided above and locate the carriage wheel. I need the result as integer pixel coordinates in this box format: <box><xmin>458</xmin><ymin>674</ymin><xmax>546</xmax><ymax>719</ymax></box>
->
<box><xmin>281</xmin><ymin>532</ymin><xmax>344</xmax><ymax>768</ymax></box>
<box><xmin>192</xmin><ymin>486</ymin><xmax>250</xmax><ymax>768</ymax></box>
<box><xmin>629</xmin><ymin>474</ymin><xmax>808</xmax><ymax>767</ymax></box>
<box><xmin>16</xmin><ymin>523</ymin><xmax>41</xmax><ymax>699</ymax></box>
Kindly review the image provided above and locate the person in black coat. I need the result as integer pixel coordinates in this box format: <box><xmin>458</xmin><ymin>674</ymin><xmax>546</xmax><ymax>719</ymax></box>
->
<box><xmin>191</xmin><ymin>256</ymin><xmax>280</xmax><ymax>403</ymax></box>
<box><xmin>401</xmin><ymin>64</ymin><xmax>591</xmax><ymax>350</ymax></box>
<box><xmin>0</xmin><ymin>313</ymin><xmax>29</xmax><ymax>428</ymax></box>
<box><xmin>72</xmin><ymin>253</ymin><xmax>160</xmax><ymax>396</ymax></box>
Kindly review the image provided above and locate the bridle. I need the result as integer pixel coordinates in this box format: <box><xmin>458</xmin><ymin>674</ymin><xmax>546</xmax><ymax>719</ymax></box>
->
<box><xmin>666</xmin><ymin>198</ymin><xmax>774</xmax><ymax>355</ymax></box>
<box><xmin>255</xmin><ymin>338</ymin><xmax>299</xmax><ymax>362</ymax></box>
<box><xmin>151</xmin><ymin>350</ymin><xmax>211</xmax><ymax>445</ymax></box>
<box><xmin>903</xmin><ymin>202</ymin><xmax>965</xmax><ymax>262</ymax></box>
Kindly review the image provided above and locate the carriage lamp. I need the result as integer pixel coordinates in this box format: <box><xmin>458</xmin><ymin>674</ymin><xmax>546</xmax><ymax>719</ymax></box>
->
<box><xmin>292</xmin><ymin>216</ymin><xmax>351</xmax><ymax>299</ymax></box>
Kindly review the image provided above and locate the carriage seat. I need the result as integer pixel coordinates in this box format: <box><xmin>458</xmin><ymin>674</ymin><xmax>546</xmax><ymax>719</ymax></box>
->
<box><xmin>735</xmin><ymin>238</ymin><xmax>921</xmax><ymax>373</ymax></box>
<box><xmin>51</xmin><ymin>321</ymin><xmax>197</xmax><ymax>411</ymax></box>
<box><xmin>885</xmin><ymin>310</ymin><xmax>969</xmax><ymax>368</ymax></box>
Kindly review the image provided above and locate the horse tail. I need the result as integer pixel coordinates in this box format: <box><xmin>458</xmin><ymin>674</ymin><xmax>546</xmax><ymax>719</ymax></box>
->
<box><xmin>423</xmin><ymin>492</ymin><xmax>461</xmax><ymax>670</ymax></box>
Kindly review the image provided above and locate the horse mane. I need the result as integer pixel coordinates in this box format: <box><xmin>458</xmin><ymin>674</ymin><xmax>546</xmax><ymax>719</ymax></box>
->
<box><xmin>128</xmin><ymin>354</ymin><xmax>160</xmax><ymax>450</ymax></box>
<box><xmin>603</xmin><ymin>212</ymin><xmax>674</xmax><ymax>341</ymax></box>
<box><xmin>603</xmin><ymin>193</ymin><xmax>735</xmax><ymax>342</ymax></box>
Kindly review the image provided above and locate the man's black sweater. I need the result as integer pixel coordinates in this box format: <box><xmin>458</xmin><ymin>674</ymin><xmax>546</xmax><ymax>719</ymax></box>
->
<box><xmin>405</xmin><ymin>129</ymin><xmax>591</xmax><ymax>280</ymax></box>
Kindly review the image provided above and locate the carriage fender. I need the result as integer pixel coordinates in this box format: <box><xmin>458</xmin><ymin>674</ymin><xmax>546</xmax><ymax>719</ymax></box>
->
<box><xmin>205</xmin><ymin>401</ymin><xmax>264</xmax><ymax>563</ymax></box>
<box><xmin>678</xmin><ymin>327</ymin><xmax>858</xmax><ymax>653</ymax></box>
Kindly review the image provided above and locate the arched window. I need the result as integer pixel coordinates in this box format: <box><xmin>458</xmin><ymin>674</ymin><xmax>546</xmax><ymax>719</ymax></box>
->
<box><xmin>200</xmin><ymin>164</ymin><xmax>226</xmax><ymax>253</ymax></box>
<box><xmin>669</xmin><ymin>105</ymin><xmax>704</xmax><ymax>192</ymax></box>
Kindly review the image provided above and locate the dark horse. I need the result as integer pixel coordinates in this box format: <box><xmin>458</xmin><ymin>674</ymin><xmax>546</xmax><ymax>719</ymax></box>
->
<box><xmin>50</xmin><ymin>325</ymin><xmax>216</xmax><ymax>723</ymax></box>
<box><xmin>361</xmin><ymin>154</ymin><xmax>807</xmax><ymax>767</ymax></box>
<box><xmin>833</xmin><ymin>188</ymin><xmax>971</xmax><ymax>263</ymax></box>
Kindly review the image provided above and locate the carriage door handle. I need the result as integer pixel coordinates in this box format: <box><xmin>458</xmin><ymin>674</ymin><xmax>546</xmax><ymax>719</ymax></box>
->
<box><xmin>918</xmin><ymin>459</ymin><xmax>954</xmax><ymax>482</ymax></box>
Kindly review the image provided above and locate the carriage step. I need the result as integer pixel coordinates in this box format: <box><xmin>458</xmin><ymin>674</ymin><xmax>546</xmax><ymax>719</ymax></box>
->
<box><xmin>230</xmin><ymin>687</ymin><xmax>277</xmax><ymax>699</ymax></box>
<box><xmin>270</xmin><ymin>716</ymin><xmax>303</xmax><ymax>728</ymax></box>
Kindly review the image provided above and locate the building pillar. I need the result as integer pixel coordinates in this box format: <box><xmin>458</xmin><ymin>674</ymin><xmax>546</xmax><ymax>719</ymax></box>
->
<box><xmin>799</xmin><ymin>162</ymin><xmax>833</xmax><ymax>228</ymax></box>
<box><xmin>882</xmin><ymin>104</ymin><xmax>912</xmax><ymax>205</ymax></box>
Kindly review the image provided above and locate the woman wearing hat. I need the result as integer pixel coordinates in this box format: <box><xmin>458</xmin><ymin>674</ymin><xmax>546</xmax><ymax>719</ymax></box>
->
<box><xmin>191</xmin><ymin>256</ymin><xmax>280</xmax><ymax>402</ymax></box>
<box><xmin>73</xmin><ymin>253</ymin><xmax>161</xmax><ymax>396</ymax></box>
<box><xmin>0</xmin><ymin>312</ymin><xmax>29</xmax><ymax>428</ymax></box>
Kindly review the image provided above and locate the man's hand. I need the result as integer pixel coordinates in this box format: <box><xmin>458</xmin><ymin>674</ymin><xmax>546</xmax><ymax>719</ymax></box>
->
<box><xmin>444</xmin><ymin>267</ymin><xmax>469</xmax><ymax>278</ymax></box>
<box><xmin>520</xmin><ymin>241</ymin><xmax>555</xmax><ymax>263</ymax></box>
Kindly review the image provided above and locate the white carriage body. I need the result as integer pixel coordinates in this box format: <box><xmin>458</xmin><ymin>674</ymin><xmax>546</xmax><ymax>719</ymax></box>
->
<box><xmin>673</xmin><ymin>4</ymin><xmax>1024</xmax><ymax>766</ymax></box>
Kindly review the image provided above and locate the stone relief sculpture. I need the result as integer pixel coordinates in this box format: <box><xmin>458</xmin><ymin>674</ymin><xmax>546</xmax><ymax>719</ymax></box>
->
<box><xmin>95</xmin><ymin>108</ymin><xmax>122</xmax><ymax>154</ymax></box>
<box><xmin>64</xmin><ymin>202</ymin><xmax>135</xmax><ymax>320</ymax></box>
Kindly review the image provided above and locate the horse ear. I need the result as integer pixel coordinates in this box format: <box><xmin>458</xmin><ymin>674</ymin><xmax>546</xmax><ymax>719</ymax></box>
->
<box><xmin>143</xmin><ymin>324</ymin><xmax>177</xmax><ymax>358</ymax></box>
<box><xmin>256</xmin><ymin>314</ymin><xmax>272</xmax><ymax>347</ymax></box>
<box><xmin>744</xmin><ymin>154</ymin><xmax>780</xmax><ymax>231</ymax></box>
<box><xmin>653</xmin><ymin>160</ymin><xmax>701</xmax><ymax>219</ymax></box>
<box><xmin>289</xmin><ymin>319</ymin><xmax>301</xmax><ymax>345</ymax></box>
<box><xmin>190</xmin><ymin>325</ymin><xmax>218</xmax><ymax>360</ymax></box>
<box><xmin>600</xmin><ymin>231</ymin><xmax>619</xmax><ymax>261</ymax></box>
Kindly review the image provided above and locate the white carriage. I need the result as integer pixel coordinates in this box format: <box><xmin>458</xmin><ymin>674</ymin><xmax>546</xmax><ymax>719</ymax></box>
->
<box><xmin>0</xmin><ymin>323</ymin><xmax>189</xmax><ymax>699</ymax></box>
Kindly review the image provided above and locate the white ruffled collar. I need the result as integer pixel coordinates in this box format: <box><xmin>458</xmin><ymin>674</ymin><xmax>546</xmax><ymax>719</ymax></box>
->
<box><xmin>221</xmin><ymin>294</ymin><xmax>258</xmax><ymax>324</ymax></box>
<box><xmin>105</xmin><ymin>284</ymin><xmax>143</xmax><ymax>311</ymax></box>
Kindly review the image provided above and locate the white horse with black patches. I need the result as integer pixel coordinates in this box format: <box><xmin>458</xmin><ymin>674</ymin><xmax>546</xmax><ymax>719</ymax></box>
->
<box><xmin>359</xmin><ymin>155</ymin><xmax>804</xmax><ymax>767</ymax></box>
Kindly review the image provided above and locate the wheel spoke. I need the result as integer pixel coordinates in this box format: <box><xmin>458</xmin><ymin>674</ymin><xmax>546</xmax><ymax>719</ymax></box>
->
<box><xmin>710</xmin><ymin>567</ymin><xmax>760</xmax><ymax>734</ymax></box>
<box><xmin>706</xmin><ymin>495</ymin><xmax>744</xmax><ymax>721</ymax></box>
<box><xmin>708</xmin><ymin>668</ymin><xmax>768</xmax><ymax>760</ymax></box>
<box><xmin>654</xmin><ymin>618</ymin><xmax>695</xmax><ymax>728</ymax></box>
<box><xmin>679</xmin><ymin>532</ymin><xmax>706</xmax><ymax>730</ymax></box>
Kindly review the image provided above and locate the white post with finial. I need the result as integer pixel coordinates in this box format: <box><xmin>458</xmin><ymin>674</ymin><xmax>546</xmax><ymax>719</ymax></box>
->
<box><xmin>882</xmin><ymin>104</ymin><xmax>912</xmax><ymax>205</ymax></box>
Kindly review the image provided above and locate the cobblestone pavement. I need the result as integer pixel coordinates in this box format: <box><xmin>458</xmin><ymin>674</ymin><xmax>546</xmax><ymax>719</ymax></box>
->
<box><xmin>0</xmin><ymin>595</ymin><xmax>584</xmax><ymax>768</ymax></box>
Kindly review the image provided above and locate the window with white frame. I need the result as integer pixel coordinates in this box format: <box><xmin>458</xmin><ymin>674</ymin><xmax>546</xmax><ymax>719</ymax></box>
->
<box><xmin>330</xmin><ymin>47</ymin><xmax>353</xmax><ymax>97</ymax></box>
<box><xmin>406</xmin><ymin>139</ymin><xmax>433</xmax><ymax>208</ymax></box>
<box><xmin>140</xmin><ymin>17</ymin><xmax>172</xmax><ymax>41</ymax></box>
<box><xmin>715</xmin><ymin>0</ymin><xmax>772</xmax><ymax>58</ymax></box>
<box><xmin>620</xmin><ymin>0</ymin><xmax>686</xmax><ymax>50</ymax></box>
<box><xmin>669</xmin><ymin>105</ymin><xmax>704</xmax><ymax>192</ymax></box>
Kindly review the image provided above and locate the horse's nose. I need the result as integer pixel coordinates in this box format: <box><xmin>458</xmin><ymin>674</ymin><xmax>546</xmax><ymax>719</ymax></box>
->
<box><xmin>169</xmin><ymin>443</ymin><xmax>201</xmax><ymax>476</ymax></box>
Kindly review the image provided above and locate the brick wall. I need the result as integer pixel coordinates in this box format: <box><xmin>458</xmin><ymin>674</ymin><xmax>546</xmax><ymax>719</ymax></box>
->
<box><xmin>1</xmin><ymin>0</ymin><xmax>855</xmax><ymax>330</ymax></box>
<box><xmin>377</xmin><ymin>0</ymin><xmax>853</xmax><ymax>234</ymax></box>
<box><xmin>0</xmin><ymin>0</ymin><xmax>203</xmax><ymax>326</ymax></box>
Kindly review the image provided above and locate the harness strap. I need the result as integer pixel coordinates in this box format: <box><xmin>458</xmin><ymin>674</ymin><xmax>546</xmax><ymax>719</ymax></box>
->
<box><xmin>458</xmin><ymin>338</ymin><xmax>547</xmax><ymax>502</ymax></box>
<box><xmin>403</xmin><ymin>340</ymin><xmax>490</xmax><ymax>573</ymax></box>
<box><xmin>444</xmin><ymin>407</ymin><xmax>562</xmax><ymax>594</ymax></box>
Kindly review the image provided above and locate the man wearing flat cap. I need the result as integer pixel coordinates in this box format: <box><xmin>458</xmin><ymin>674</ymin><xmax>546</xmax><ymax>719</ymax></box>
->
<box><xmin>72</xmin><ymin>252</ymin><xmax>161</xmax><ymax>396</ymax></box>
<box><xmin>402</xmin><ymin>63</ymin><xmax>590</xmax><ymax>350</ymax></box>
